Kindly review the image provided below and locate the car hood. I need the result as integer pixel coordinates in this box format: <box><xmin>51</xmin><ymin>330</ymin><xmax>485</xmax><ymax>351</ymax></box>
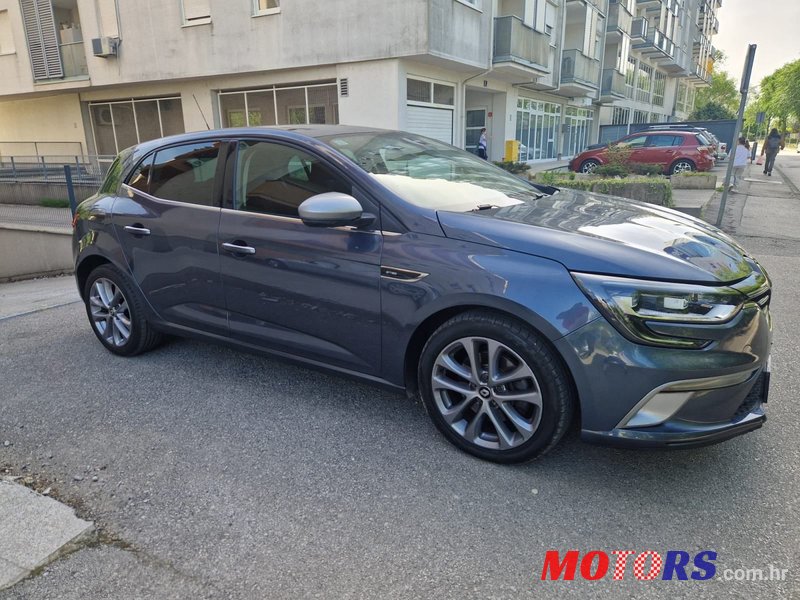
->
<box><xmin>437</xmin><ymin>187</ymin><xmax>755</xmax><ymax>284</ymax></box>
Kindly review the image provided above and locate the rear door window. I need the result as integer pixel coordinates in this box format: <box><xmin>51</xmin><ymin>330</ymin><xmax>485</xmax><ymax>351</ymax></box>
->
<box><xmin>148</xmin><ymin>141</ymin><xmax>222</xmax><ymax>206</ymax></box>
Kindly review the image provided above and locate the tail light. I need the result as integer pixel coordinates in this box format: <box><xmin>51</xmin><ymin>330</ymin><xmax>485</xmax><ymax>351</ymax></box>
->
<box><xmin>71</xmin><ymin>212</ymin><xmax>80</xmax><ymax>229</ymax></box>
<box><xmin>697</xmin><ymin>146</ymin><xmax>710</xmax><ymax>153</ymax></box>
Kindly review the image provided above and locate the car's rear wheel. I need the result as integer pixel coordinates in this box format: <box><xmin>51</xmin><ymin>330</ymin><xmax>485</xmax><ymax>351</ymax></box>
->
<box><xmin>84</xmin><ymin>264</ymin><xmax>162</xmax><ymax>356</ymax></box>
<box><xmin>579</xmin><ymin>159</ymin><xmax>600</xmax><ymax>174</ymax></box>
<box><xmin>670</xmin><ymin>159</ymin><xmax>695</xmax><ymax>175</ymax></box>
<box><xmin>418</xmin><ymin>311</ymin><xmax>574</xmax><ymax>463</ymax></box>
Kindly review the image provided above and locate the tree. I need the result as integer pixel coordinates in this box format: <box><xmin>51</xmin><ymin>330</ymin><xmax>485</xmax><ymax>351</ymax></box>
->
<box><xmin>690</xmin><ymin>54</ymin><xmax>739</xmax><ymax>119</ymax></box>
<box><xmin>690</xmin><ymin>102</ymin><xmax>736</xmax><ymax>121</ymax></box>
<box><xmin>758</xmin><ymin>59</ymin><xmax>800</xmax><ymax>130</ymax></box>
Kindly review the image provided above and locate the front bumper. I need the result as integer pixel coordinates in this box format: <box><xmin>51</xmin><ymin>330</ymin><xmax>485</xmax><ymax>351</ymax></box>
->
<box><xmin>554</xmin><ymin>300</ymin><xmax>772</xmax><ymax>450</ymax></box>
<box><xmin>581</xmin><ymin>371</ymin><xmax>768</xmax><ymax>448</ymax></box>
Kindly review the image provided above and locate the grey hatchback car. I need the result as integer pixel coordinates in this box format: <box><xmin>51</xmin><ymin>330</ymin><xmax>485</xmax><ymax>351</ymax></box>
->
<box><xmin>73</xmin><ymin>126</ymin><xmax>772</xmax><ymax>463</ymax></box>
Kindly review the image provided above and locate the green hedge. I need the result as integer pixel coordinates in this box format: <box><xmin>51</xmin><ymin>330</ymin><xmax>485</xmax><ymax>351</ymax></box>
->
<box><xmin>533</xmin><ymin>176</ymin><xmax>673</xmax><ymax>207</ymax></box>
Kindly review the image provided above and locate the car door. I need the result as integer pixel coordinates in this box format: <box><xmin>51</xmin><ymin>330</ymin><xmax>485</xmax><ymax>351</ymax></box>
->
<box><xmin>112</xmin><ymin>139</ymin><xmax>229</xmax><ymax>336</ymax></box>
<box><xmin>644</xmin><ymin>134</ymin><xmax>681</xmax><ymax>170</ymax></box>
<box><xmin>218</xmin><ymin>139</ymin><xmax>383</xmax><ymax>375</ymax></box>
<box><xmin>616</xmin><ymin>134</ymin><xmax>649</xmax><ymax>163</ymax></box>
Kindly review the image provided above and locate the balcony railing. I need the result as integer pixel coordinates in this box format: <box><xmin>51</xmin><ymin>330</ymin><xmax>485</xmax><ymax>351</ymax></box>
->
<box><xmin>607</xmin><ymin>0</ymin><xmax>633</xmax><ymax>35</ymax></box>
<box><xmin>560</xmin><ymin>49</ymin><xmax>601</xmax><ymax>88</ymax></box>
<box><xmin>60</xmin><ymin>42</ymin><xmax>88</xmax><ymax>78</ymax></box>
<box><xmin>600</xmin><ymin>68</ymin><xmax>626</xmax><ymax>98</ymax></box>
<box><xmin>493</xmin><ymin>16</ymin><xmax>551</xmax><ymax>73</ymax></box>
<box><xmin>631</xmin><ymin>17</ymin><xmax>649</xmax><ymax>41</ymax></box>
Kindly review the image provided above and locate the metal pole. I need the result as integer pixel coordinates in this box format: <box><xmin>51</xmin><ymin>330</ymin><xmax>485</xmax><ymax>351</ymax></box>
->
<box><xmin>65</xmin><ymin>165</ymin><xmax>77</xmax><ymax>216</ymax></box>
<box><xmin>716</xmin><ymin>44</ymin><xmax>757</xmax><ymax>228</ymax></box>
<box><xmin>10</xmin><ymin>156</ymin><xmax>17</xmax><ymax>181</ymax></box>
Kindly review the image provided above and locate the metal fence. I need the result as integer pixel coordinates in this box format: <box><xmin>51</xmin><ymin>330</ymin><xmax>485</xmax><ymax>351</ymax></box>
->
<box><xmin>0</xmin><ymin>155</ymin><xmax>112</xmax><ymax>186</ymax></box>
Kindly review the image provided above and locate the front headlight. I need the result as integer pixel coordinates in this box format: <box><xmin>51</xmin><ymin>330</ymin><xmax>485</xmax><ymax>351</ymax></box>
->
<box><xmin>572</xmin><ymin>272</ymin><xmax>746</xmax><ymax>348</ymax></box>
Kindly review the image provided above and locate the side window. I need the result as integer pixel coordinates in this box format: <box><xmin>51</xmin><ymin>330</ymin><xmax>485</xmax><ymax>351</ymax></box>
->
<box><xmin>126</xmin><ymin>154</ymin><xmax>154</xmax><ymax>193</ymax></box>
<box><xmin>235</xmin><ymin>140</ymin><xmax>352</xmax><ymax>217</ymax></box>
<box><xmin>148</xmin><ymin>141</ymin><xmax>222</xmax><ymax>206</ymax></box>
<box><xmin>98</xmin><ymin>156</ymin><xmax>124</xmax><ymax>195</ymax></box>
<box><xmin>619</xmin><ymin>135</ymin><xmax>647</xmax><ymax>148</ymax></box>
<box><xmin>648</xmin><ymin>135</ymin><xmax>680</xmax><ymax>147</ymax></box>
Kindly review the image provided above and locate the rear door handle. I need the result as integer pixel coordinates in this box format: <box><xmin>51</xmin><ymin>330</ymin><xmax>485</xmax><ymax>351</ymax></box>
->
<box><xmin>124</xmin><ymin>225</ymin><xmax>151</xmax><ymax>236</ymax></box>
<box><xmin>222</xmin><ymin>242</ymin><xmax>256</xmax><ymax>255</ymax></box>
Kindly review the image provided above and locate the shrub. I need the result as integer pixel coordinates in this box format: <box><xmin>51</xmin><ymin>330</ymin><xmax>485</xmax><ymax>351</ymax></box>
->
<box><xmin>630</xmin><ymin>163</ymin><xmax>664</xmax><ymax>176</ymax></box>
<box><xmin>594</xmin><ymin>164</ymin><xmax>628</xmax><ymax>177</ymax></box>
<box><xmin>493</xmin><ymin>161</ymin><xmax>531</xmax><ymax>175</ymax></box>
<box><xmin>529</xmin><ymin>177</ymin><xmax>673</xmax><ymax>207</ymax></box>
<box><xmin>40</xmin><ymin>198</ymin><xmax>70</xmax><ymax>208</ymax></box>
<box><xmin>604</xmin><ymin>144</ymin><xmax>633</xmax><ymax>168</ymax></box>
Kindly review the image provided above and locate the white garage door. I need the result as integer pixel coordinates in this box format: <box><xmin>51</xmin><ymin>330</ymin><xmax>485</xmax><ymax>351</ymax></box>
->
<box><xmin>406</xmin><ymin>106</ymin><xmax>454</xmax><ymax>145</ymax></box>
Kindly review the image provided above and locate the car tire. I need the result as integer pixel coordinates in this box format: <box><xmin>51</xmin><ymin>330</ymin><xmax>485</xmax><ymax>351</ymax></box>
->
<box><xmin>418</xmin><ymin>311</ymin><xmax>574</xmax><ymax>464</ymax></box>
<box><xmin>579</xmin><ymin>159</ymin><xmax>600</xmax><ymax>174</ymax></box>
<box><xmin>83</xmin><ymin>264</ymin><xmax>162</xmax><ymax>357</ymax></box>
<box><xmin>670</xmin><ymin>159</ymin><xmax>695</xmax><ymax>175</ymax></box>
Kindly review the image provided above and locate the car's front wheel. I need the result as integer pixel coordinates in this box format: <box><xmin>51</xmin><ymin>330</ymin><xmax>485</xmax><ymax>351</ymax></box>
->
<box><xmin>84</xmin><ymin>264</ymin><xmax>162</xmax><ymax>356</ymax></box>
<box><xmin>418</xmin><ymin>311</ymin><xmax>574</xmax><ymax>463</ymax></box>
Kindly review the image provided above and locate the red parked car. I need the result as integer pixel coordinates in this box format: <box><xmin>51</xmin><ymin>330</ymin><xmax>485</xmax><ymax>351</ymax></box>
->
<box><xmin>569</xmin><ymin>131</ymin><xmax>715</xmax><ymax>175</ymax></box>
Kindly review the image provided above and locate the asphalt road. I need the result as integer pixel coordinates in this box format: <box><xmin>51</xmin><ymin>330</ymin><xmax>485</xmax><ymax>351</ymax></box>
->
<box><xmin>1</xmin><ymin>156</ymin><xmax>799</xmax><ymax>600</ymax></box>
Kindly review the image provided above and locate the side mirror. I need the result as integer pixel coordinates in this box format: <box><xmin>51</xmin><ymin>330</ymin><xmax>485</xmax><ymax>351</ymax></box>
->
<box><xmin>298</xmin><ymin>193</ymin><xmax>366</xmax><ymax>228</ymax></box>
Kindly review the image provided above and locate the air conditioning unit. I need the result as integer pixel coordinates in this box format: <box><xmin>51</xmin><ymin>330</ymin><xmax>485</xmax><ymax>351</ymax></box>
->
<box><xmin>92</xmin><ymin>37</ymin><xmax>119</xmax><ymax>57</ymax></box>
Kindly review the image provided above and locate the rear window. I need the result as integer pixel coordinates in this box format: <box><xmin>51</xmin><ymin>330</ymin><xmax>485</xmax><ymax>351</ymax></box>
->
<box><xmin>695</xmin><ymin>133</ymin><xmax>711</xmax><ymax>146</ymax></box>
<box><xmin>98</xmin><ymin>151</ymin><xmax>130</xmax><ymax>195</ymax></box>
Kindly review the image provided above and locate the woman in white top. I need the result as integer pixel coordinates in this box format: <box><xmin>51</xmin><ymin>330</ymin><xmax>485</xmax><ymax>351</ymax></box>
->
<box><xmin>731</xmin><ymin>137</ymin><xmax>750</xmax><ymax>191</ymax></box>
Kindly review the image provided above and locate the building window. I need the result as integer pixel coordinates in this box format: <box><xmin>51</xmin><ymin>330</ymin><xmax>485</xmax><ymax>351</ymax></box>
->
<box><xmin>253</xmin><ymin>0</ymin><xmax>280</xmax><ymax>15</ymax></box>
<box><xmin>625</xmin><ymin>57</ymin><xmax>636</xmax><ymax>99</ymax></box>
<box><xmin>218</xmin><ymin>82</ymin><xmax>339</xmax><ymax>127</ymax></box>
<box><xmin>406</xmin><ymin>78</ymin><xmax>455</xmax><ymax>107</ymax></box>
<box><xmin>0</xmin><ymin>10</ymin><xmax>15</xmax><ymax>54</ymax></box>
<box><xmin>650</xmin><ymin>112</ymin><xmax>662</xmax><ymax>123</ymax></box>
<box><xmin>564</xmin><ymin>107</ymin><xmax>594</xmax><ymax>157</ymax></box>
<box><xmin>636</xmin><ymin>63</ymin><xmax>652</xmax><ymax>103</ymax></box>
<box><xmin>516</xmin><ymin>98</ymin><xmax>562</xmax><ymax>161</ymax></box>
<box><xmin>20</xmin><ymin>0</ymin><xmax>87</xmax><ymax>80</ymax></box>
<box><xmin>612</xmin><ymin>107</ymin><xmax>630</xmax><ymax>125</ymax></box>
<box><xmin>652</xmin><ymin>71</ymin><xmax>666</xmax><ymax>107</ymax></box>
<box><xmin>89</xmin><ymin>97</ymin><xmax>186</xmax><ymax>157</ymax></box>
<box><xmin>182</xmin><ymin>0</ymin><xmax>211</xmax><ymax>25</ymax></box>
<box><xmin>632</xmin><ymin>109</ymin><xmax>649</xmax><ymax>124</ymax></box>
<box><xmin>676</xmin><ymin>81</ymin><xmax>688</xmax><ymax>113</ymax></box>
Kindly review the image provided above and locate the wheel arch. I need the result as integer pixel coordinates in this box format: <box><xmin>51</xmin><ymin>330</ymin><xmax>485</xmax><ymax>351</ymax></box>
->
<box><xmin>402</xmin><ymin>301</ymin><xmax>578</xmax><ymax>411</ymax></box>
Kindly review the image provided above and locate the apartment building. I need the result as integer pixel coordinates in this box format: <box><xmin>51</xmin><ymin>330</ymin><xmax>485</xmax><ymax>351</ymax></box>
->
<box><xmin>0</xmin><ymin>0</ymin><xmax>718</xmax><ymax>165</ymax></box>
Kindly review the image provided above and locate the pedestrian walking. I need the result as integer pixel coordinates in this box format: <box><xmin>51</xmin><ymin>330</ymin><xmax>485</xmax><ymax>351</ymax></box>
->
<box><xmin>731</xmin><ymin>137</ymin><xmax>749</xmax><ymax>191</ymax></box>
<box><xmin>477</xmin><ymin>128</ymin><xmax>488</xmax><ymax>160</ymax></box>
<box><xmin>760</xmin><ymin>128</ymin><xmax>784</xmax><ymax>176</ymax></box>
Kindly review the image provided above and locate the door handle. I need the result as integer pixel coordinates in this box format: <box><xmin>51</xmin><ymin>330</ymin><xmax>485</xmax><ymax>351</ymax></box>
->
<box><xmin>222</xmin><ymin>242</ymin><xmax>256</xmax><ymax>255</ymax></box>
<box><xmin>124</xmin><ymin>225</ymin><xmax>151</xmax><ymax>236</ymax></box>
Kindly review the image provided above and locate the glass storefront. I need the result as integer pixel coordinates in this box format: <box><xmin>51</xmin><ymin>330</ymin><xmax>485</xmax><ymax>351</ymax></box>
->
<box><xmin>563</xmin><ymin>107</ymin><xmax>594</xmax><ymax>157</ymax></box>
<box><xmin>516</xmin><ymin>99</ymin><xmax>562</xmax><ymax>161</ymax></box>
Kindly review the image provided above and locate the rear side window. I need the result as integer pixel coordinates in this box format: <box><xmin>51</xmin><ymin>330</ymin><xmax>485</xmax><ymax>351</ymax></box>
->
<box><xmin>148</xmin><ymin>141</ymin><xmax>222</xmax><ymax>206</ymax></box>
<box><xmin>648</xmin><ymin>135</ymin><xmax>682</xmax><ymax>147</ymax></box>
<box><xmin>126</xmin><ymin>154</ymin><xmax>153</xmax><ymax>193</ymax></box>
<box><xmin>98</xmin><ymin>156</ymin><xmax>124</xmax><ymax>195</ymax></box>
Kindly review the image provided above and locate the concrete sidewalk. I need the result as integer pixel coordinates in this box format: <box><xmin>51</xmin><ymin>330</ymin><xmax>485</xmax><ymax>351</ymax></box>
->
<box><xmin>0</xmin><ymin>479</ymin><xmax>93</xmax><ymax>591</ymax></box>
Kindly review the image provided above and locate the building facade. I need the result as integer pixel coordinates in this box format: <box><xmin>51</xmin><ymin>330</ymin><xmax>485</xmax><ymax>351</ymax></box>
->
<box><xmin>0</xmin><ymin>0</ymin><xmax>720</xmax><ymax>164</ymax></box>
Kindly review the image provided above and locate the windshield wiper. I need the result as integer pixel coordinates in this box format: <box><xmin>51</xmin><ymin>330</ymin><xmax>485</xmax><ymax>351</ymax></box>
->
<box><xmin>471</xmin><ymin>204</ymin><xmax>499</xmax><ymax>212</ymax></box>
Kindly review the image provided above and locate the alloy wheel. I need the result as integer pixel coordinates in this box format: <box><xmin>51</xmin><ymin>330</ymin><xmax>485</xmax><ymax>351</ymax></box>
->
<box><xmin>89</xmin><ymin>277</ymin><xmax>132</xmax><ymax>347</ymax></box>
<box><xmin>672</xmin><ymin>161</ymin><xmax>694</xmax><ymax>174</ymax></box>
<box><xmin>431</xmin><ymin>336</ymin><xmax>543</xmax><ymax>450</ymax></box>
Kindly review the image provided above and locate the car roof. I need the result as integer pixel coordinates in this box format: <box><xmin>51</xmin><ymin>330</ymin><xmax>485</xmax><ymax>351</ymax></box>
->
<box><xmin>626</xmin><ymin>130</ymin><xmax>698</xmax><ymax>137</ymax></box>
<box><xmin>129</xmin><ymin>124</ymin><xmax>392</xmax><ymax>156</ymax></box>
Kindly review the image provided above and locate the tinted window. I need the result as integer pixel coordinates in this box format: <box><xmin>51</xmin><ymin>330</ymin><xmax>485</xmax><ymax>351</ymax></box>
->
<box><xmin>619</xmin><ymin>135</ymin><xmax>648</xmax><ymax>148</ymax></box>
<box><xmin>126</xmin><ymin>154</ymin><xmax>153</xmax><ymax>193</ymax></box>
<box><xmin>149</xmin><ymin>141</ymin><xmax>221</xmax><ymax>206</ymax></box>
<box><xmin>648</xmin><ymin>135</ymin><xmax>682</xmax><ymax>147</ymax></box>
<box><xmin>98</xmin><ymin>156</ymin><xmax>124</xmax><ymax>195</ymax></box>
<box><xmin>235</xmin><ymin>141</ymin><xmax>351</xmax><ymax>217</ymax></box>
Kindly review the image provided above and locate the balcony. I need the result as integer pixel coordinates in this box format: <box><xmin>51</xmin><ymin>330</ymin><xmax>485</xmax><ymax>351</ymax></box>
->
<box><xmin>633</xmin><ymin>27</ymin><xmax>674</xmax><ymax>59</ymax></box>
<box><xmin>571</xmin><ymin>0</ymin><xmax>609</xmax><ymax>15</ymax></box>
<box><xmin>599</xmin><ymin>68</ymin><xmax>626</xmax><ymax>102</ymax></box>
<box><xmin>559</xmin><ymin>49</ymin><xmax>601</xmax><ymax>95</ymax></box>
<box><xmin>606</xmin><ymin>0</ymin><xmax>633</xmax><ymax>40</ymax></box>
<box><xmin>493</xmin><ymin>16</ymin><xmax>552</xmax><ymax>80</ymax></box>
<box><xmin>636</xmin><ymin>0</ymin><xmax>661</xmax><ymax>7</ymax></box>
<box><xmin>631</xmin><ymin>17</ymin><xmax>648</xmax><ymax>42</ymax></box>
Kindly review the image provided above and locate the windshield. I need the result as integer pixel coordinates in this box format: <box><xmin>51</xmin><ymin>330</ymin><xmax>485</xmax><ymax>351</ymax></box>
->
<box><xmin>318</xmin><ymin>131</ymin><xmax>544</xmax><ymax>212</ymax></box>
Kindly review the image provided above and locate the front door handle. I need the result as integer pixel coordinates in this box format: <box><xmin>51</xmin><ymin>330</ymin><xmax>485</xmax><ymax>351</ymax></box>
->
<box><xmin>124</xmin><ymin>225</ymin><xmax>151</xmax><ymax>236</ymax></box>
<box><xmin>222</xmin><ymin>242</ymin><xmax>256</xmax><ymax>255</ymax></box>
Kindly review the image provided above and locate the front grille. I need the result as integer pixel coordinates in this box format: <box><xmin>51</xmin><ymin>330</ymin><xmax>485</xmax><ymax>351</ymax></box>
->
<box><xmin>751</xmin><ymin>289</ymin><xmax>771</xmax><ymax>309</ymax></box>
